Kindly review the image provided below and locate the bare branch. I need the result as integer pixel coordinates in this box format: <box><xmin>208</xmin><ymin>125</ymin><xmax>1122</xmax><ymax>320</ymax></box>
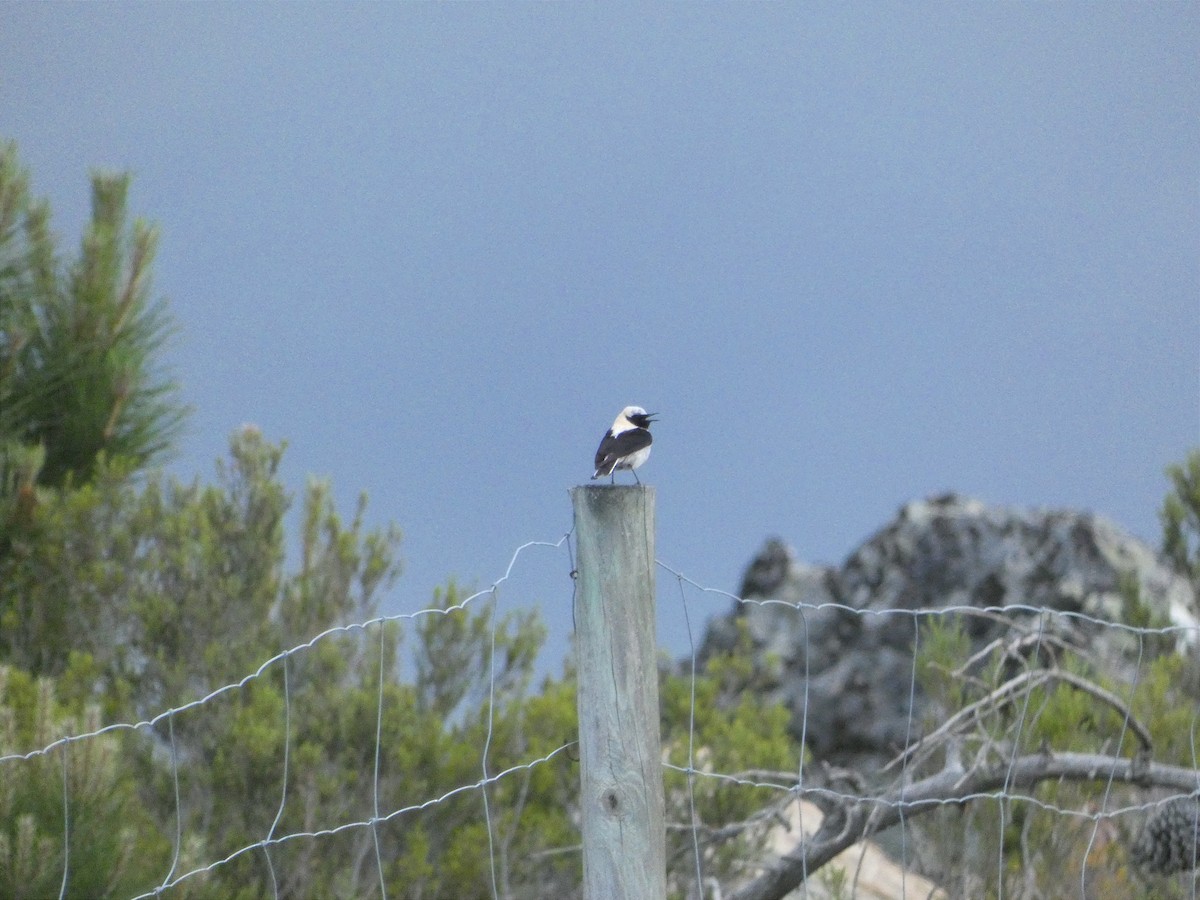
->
<box><xmin>884</xmin><ymin>669</ymin><xmax>1051</xmax><ymax>774</ymax></box>
<box><xmin>728</xmin><ymin>753</ymin><xmax>1197</xmax><ymax>900</ymax></box>
<box><xmin>1046</xmin><ymin>668</ymin><xmax>1154</xmax><ymax>752</ymax></box>
<box><xmin>884</xmin><ymin>666</ymin><xmax>1154</xmax><ymax>777</ymax></box>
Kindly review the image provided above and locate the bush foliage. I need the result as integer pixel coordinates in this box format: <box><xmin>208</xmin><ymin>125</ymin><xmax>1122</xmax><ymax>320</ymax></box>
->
<box><xmin>0</xmin><ymin>142</ymin><xmax>798</xmax><ymax>898</ymax></box>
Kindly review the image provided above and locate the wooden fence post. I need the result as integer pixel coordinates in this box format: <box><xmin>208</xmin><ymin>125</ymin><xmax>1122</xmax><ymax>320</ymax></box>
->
<box><xmin>570</xmin><ymin>484</ymin><xmax>666</xmax><ymax>900</ymax></box>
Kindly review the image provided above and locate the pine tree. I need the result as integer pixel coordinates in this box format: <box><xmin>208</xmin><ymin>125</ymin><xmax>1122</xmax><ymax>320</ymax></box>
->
<box><xmin>0</xmin><ymin>139</ymin><xmax>187</xmax><ymax>501</ymax></box>
<box><xmin>1162</xmin><ymin>449</ymin><xmax>1200</xmax><ymax>603</ymax></box>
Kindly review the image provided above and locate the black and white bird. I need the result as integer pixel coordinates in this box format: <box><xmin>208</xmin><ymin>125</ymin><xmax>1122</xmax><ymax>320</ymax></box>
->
<box><xmin>592</xmin><ymin>406</ymin><xmax>656</xmax><ymax>484</ymax></box>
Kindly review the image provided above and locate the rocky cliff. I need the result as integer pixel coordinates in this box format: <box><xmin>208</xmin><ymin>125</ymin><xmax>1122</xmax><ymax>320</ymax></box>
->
<box><xmin>697</xmin><ymin>494</ymin><xmax>1199</xmax><ymax>771</ymax></box>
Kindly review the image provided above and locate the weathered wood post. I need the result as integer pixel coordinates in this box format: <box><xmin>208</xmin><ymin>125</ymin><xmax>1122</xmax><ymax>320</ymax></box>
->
<box><xmin>570</xmin><ymin>484</ymin><xmax>666</xmax><ymax>900</ymax></box>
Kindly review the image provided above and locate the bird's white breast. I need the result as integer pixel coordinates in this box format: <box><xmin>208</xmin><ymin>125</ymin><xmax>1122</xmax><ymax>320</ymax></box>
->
<box><xmin>616</xmin><ymin>444</ymin><xmax>651</xmax><ymax>470</ymax></box>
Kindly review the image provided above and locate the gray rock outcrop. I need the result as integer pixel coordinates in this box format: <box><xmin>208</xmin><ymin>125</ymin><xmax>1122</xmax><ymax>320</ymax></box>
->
<box><xmin>697</xmin><ymin>494</ymin><xmax>1199</xmax><ymax>770</ymax></box>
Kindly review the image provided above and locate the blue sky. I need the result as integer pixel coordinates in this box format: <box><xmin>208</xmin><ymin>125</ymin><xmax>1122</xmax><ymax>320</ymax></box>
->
<box><xmin>3</xmin><ymin>4</ymin><xmax>1197</xmax><ymax>667</ymax></box>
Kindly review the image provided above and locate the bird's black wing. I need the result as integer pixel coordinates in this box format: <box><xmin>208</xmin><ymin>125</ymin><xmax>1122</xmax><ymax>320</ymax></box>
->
<box><xmin>594</xmin><ymin>428</ymin><xmax>652</xmax><ymax>475</ymax></box>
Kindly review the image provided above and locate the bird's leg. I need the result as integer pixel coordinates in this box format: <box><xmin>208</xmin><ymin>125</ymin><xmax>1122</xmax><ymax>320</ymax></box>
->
<box><xmin>632</xmin><ymin>470</ymin><xmax>641</xmax><ymax>485</ymax></box>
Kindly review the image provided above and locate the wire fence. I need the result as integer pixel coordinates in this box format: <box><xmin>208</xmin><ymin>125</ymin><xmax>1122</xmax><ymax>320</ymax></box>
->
<box><xmin>2</xmin><ymin>525</ymin><xmax>1198</xmax><ymax>899</ymax></box>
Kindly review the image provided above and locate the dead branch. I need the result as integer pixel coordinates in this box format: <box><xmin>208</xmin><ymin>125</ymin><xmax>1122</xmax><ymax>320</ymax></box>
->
<box><xmin>727</xmin><ymin>753</ymin><xmax>1197</xmax><ymax>900</ymax></box>
<box><xmin>884</xmin><ymin>666</ymin><xmax>1154</xmax><ymax>776</ymax></box>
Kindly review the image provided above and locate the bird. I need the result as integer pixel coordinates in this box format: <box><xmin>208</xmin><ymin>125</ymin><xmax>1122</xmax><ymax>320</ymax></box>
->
<box><xmin>592</xmin><ymin>406</ymin><xmax>656</xmax><ymax>484</ymax></box>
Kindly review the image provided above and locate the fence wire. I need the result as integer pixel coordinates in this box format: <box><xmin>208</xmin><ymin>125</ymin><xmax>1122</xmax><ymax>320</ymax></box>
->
<box><xmin>2</xmin><ymin>529</ymin><xmax>1198</xmax><ymax>900</ymax></box>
